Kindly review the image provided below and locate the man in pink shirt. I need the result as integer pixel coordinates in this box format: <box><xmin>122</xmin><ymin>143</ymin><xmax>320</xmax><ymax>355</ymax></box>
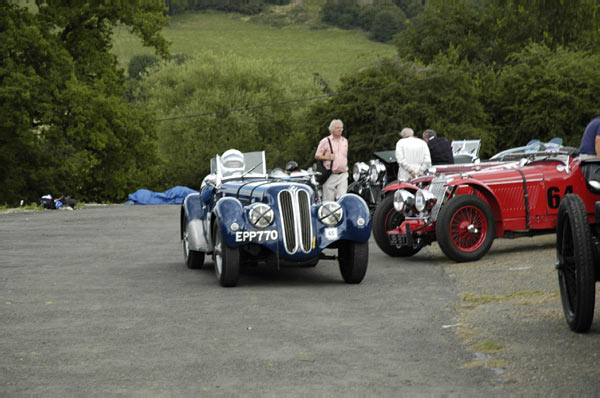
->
<box><xmin>314</xmin><ymin>119</ymin><xmax>349</xmax><ymax>202</ymax></box>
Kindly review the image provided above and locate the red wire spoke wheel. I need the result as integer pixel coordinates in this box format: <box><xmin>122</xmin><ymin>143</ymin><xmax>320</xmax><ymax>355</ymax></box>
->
<box><xmin>436</xmin><ymin>195</ymin><xmax>496</xmax><ymax>262</ymax></box>
<box><xmin>449</xmin><ymin>204</ymin><xmax>488</xmax><ymax>252</ymax></box>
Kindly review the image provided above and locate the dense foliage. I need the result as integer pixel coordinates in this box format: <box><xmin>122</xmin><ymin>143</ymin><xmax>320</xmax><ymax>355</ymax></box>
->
<box><xmin>1</xmin><ymin>1</ymin><xmax>169</xmax><ymax>205</ymax></box>
<box><xmin>166</xmin><ymin>0</ymin><xmax>291</xmax><ymax>15</ymax></box>
<box><xmin>483</xmin><ymin>44</ymin><xmax>600</xmax><ymax>151</ymax></box>
<box><xmin>395</xmin><ymin>0</ymin><xmax>600</xmax><ymax>65</ymax></box>
<box><xmin>4</xmin><ymin>1</ymin><xmax>600</xmax><ymax>205</ymax></box>
<box><xmin>303</xmin><ymin>53</ymin><xmax>493</xmax><ymax>162</ymax></box>
<box><xmin>321</xmin><ymin>0</ymin><xmax>421</xmax><ymax>42</ymax></box>
<box><xmin>305</xmin><ymin>0</ymin><xmax>600</xmax><ymax>161</ymax></box>
<box><xmin>133</xmin><ymin>51</ymin><xmax>321</xmax><ymax>188</ymax></box>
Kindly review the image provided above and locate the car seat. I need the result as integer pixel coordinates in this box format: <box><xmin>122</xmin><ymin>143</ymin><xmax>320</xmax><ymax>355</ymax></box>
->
<box><xmin>581</xmin><ymin>160</ymin><xmax>600</xmax><ymax>194</ymax></box>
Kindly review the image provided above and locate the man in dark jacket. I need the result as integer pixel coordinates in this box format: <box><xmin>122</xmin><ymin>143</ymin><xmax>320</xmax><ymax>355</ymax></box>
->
<box><xmin>423</xmin><ymin>129</ymin><xmax>454</xmax><ymax>165</ymax></box>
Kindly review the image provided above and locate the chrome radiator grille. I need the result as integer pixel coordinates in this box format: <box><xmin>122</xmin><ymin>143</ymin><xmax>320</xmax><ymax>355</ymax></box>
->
<box><xmin>278</xmin><ymin>188</ymin><xmax>313</xmax><ymax>254</ymax></box>
<box><xmin>429</xmin><ymin>177</ymin><xmax>448</xmax><ymax>221</ymax></box>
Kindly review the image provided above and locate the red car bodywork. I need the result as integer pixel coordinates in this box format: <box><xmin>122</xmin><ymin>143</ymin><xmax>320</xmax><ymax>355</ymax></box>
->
<box><xmin>372</xmin><ymin>153</ymin><xmax>600</xmax><ymax>262</ymax></box>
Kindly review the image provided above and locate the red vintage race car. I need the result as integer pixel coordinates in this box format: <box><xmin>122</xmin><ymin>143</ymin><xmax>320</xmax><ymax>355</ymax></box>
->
<box><xmin>372</xmin><ymin>149</ymin><xmax>600</xmax><ymax>262</ymax></box>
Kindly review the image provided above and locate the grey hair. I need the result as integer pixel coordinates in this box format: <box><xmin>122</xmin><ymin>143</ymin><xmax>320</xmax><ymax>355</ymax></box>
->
<box><xmin>423</xmin><ymin>129</ymin><xmax>437</xmax><ymax>140</ymax></box>
<box><xmin>400</xmin><ymin>128</ymin><xmax>414</xmax><ymax>138</ymax></box>
<box><xmin>328</xmin><ymin>119</ymin><xmax>343</xmax><ymax>132</ymax></box>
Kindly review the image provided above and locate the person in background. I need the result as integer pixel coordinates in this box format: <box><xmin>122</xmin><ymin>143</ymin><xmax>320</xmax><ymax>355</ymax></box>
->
<box><xmin>314</xmin><ymin>119</ymin><xmax>349</xmax><ymax>202</ymax></box>
<box><xmin>423</xmin><ymin>129</ymin><xmax>454</xmax><ymax>165</ymax></box>
<box><xmin>395</xmin><ymin>127</ymin><xmax>431</xmax><ymax>181</ymax></box>
<box><xmin>579</xmin><ymin>116</ymin><xmax>600</xmax><ymax>160</ymax></box>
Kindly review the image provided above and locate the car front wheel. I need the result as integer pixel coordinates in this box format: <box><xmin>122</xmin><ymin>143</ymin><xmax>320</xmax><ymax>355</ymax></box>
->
<box><xmin>212</xmin><ymin>223</ymin><xmax>240</xmax><ymax>287</ymax></box>
<box><xmin>556</xmin><ymin>194</ymin><xmax>596</xmax><ymax>333</ymax></box>
<box><xmin>435</xmin><ymin>195</ymin><xmax>495</xmax><ymax>262</ymax></box>
<box><xmin>338</xmin><ymin>240</ymin><xmax>368</xmax><ymax>284</ymax></box>
<box><xmin>372</xmin><ymin>194</ymin><xmax>422</xmax><ymax>257</ymax></box>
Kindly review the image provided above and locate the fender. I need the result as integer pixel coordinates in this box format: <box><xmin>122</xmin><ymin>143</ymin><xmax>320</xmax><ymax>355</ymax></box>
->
<box><xmin>382</xmin><ymin>181</ymin><xmax>420</xmax><ymax>194</ymax></box>
<box><xmin>446</xmin><ymin>178</ymin><xmax>504</xmax><ymax>237</ymax></box>
<box><xmin>181</xmin><ymin>193</ymin><xmax>211</xmax><ymax>252</ymax></box>
<box><xmin>213</xmin><ymin>197</ymin><xmax>246</xmax><ymax>248</ymax></box>
<box><xmin>336</xmin><ymin>193</ymin><xmax>371</xmax><ymax>243</ymax></box>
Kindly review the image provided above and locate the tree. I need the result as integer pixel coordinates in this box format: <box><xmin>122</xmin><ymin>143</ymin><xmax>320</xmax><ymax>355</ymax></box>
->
<box><xmin>370</xmin><ymin>8</ymin><xmax>406</xmax><ymax>43</ymax></box>
<box><xmin>134</xmin><ymin>51</ymin><xmax>322</xmax><ymax>187</ymax></box>
<box><xmin>395</xmin><ymin>0</ymin><xmax>600</xmax><ymax>65</ymax></box>
<box><xmin>0</xmin><ymin>1</ymin><xmax>169</xmax><ymax>204</ymax></box>
<box><xmin>394</xmin><ymin>0</ymin><xmax>489</xmax><ymax>65</ymax></box>
<box><xmin>483</xmin><ymin>44</ymin><xmax>600</xmax><ymax>151</ymax></box>
<box><xmin>303</xmin><ymin>53</ymin><xmax>493</xmax><ymax>163</ymax></box>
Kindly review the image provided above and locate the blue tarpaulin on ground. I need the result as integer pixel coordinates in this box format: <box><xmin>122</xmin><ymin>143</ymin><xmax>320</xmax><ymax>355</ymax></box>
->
<box><xmin>127</xmin><ymin>186</ymin><xmax>198</xmax><ymax>205</ymax></box>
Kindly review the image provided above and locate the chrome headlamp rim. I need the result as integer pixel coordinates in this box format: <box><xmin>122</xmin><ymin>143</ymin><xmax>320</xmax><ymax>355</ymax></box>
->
<box><xmin>393</xmin><ymin>189</ymin><xmax>414</xmax><ymax>213</ymax></box>
<box><xmin>352</xmin><ymin>162</ymin><xmax>369</xmax><ymax>182</ymax></box>
<box><xmin>415</xmin><ymin>189</ymin><xmax>437</xmax><ymax>212</ymax></box>
<box><xmin>368</xmin><ymin>160</ymin><xmax>386</xmax><ymax>184</ymax></box>
<box><xmin>248</xmin><ymin>203</ymin><xmax>274</xmax><ymax>228</ymax></box>
<box><xmin>318</xmin><ymin>201</ymin><xmax>344</xmax><ymax>226</ymax></box>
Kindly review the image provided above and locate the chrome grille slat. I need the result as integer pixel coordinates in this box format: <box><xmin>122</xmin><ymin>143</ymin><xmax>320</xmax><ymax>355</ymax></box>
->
<box><xmin>278</xmin><ymin>188</ymin><xmax>312</xmax><ymax>254</ymax></box>
<box><xmin>429</xmin><ymin>177</ymin><xmax>448</xmax><ymax>221</ymax></box>
<box><xmin>279</xmin><ymin>191</ymin><xmax>297</xmax><ymax>252</ymax></box>
<box><xmin>297</xmin><ymin>190</ymin><xmax>312</xmax><ymax>252</ymax></box>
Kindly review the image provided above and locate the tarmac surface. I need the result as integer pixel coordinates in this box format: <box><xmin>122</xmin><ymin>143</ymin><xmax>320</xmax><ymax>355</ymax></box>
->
<box><xmin>1</xmin><ymin>205</ymin><xmax>600</xmax><ymax>395</ymax></box>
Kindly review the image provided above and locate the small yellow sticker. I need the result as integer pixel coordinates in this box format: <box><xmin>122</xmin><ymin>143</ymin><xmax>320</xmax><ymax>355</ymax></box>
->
<box><xmin>313</xmin><ymin>236</ymin><xmax>316</xmax><ymax>249</ymax></box>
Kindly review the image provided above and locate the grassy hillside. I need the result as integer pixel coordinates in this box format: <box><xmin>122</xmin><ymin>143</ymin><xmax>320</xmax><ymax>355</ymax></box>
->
<box><xmin>111</xmin><ymin>11</ymin><xmax>396</xmax><ymax>87</ymax></box>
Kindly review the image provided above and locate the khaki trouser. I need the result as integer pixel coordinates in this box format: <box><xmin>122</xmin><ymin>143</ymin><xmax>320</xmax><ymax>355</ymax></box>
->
<box><xmin>323</xmin><ymin>172</ymin><xmax>348</xmax><ymax>202</ymax></box>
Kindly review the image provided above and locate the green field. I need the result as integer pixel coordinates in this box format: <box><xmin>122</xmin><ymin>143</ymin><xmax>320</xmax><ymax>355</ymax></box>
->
<box><xmin>111</xmin><ymin>11</ymin><xmax>396</xmax><ymax>86</ymax></box>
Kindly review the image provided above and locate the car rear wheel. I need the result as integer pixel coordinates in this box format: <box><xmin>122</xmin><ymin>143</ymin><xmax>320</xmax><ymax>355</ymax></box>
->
<box><xmin>372</xmin><ymin>194</ymin><xmax>422</xmax><ymax>257</ymax></box>
<box><xmin>338</xmin><ymin>240</ymin><xmax>368</xmax><ymax>284</ymax></box>
<box><xmin>212</xmin><ymin>223</ymin><xmax>240</xmax><ymax>287</ymax></box>
<box><xmin>436</xmin><ymin>195</ymin><xmax>495</xmax><ymax>262</ymax></box>
<box><xmin>556</xmin><ymin>194</ymin><xmax>595</xmax><ymax>333</ymax></box>
<box><xmin>183</xmin><ymin>215</ymin><xmax>205</xmax><ymax>269</ymax></box>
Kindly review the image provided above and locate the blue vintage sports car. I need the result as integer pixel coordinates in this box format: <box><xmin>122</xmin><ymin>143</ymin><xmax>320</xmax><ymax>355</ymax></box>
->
<box><xmin>180</xmin><ymin>149</ymin><xmax>371</xmax><ymax>287</ymax></box>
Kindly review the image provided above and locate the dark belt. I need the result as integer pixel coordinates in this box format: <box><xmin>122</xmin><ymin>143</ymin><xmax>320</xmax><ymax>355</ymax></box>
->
<box><xmin>332</xmin><ymin>171</ymin><xmax>346</xmax><ymax>175</ymax></box>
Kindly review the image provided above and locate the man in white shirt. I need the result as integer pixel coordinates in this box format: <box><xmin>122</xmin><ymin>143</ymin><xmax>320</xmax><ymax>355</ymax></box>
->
<box><xmin>395</xmin><ymin>127</ymin><xmax>431</xmax><ymax>181</ymax></box>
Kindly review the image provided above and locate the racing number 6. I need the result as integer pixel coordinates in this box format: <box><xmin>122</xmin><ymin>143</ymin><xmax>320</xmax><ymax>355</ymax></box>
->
<box><xmin>547</xmin><ymin>186</ymin><xmax>573</xmax><ymax>209</ymax></box>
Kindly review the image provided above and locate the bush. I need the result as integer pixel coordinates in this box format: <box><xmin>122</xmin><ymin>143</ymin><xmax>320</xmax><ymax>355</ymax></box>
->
<box><xmin>321</xmin><ymin>0</ymin><xmax>361</xmax><ymax>29</ymax></box>
<box><xmin>304</xmin><ymin>54</ymin><xmax>493</xmax><ymax>163</ymax></box>
<box><xmin>483</xmin><ymin>44</ymin><xmax>600</xmax><ymax>151</ymax></box>
<box><xmin>369</xmin><ymin>8</ymin><xmax>406</xmax><ymax>43</ymax></box>
<box><xmin>133</xmin><ymin>51</ymin><xmax>322</xmax><ymax>187</ymax></box>
<box><xmin>128</xmin><ymin>54</ymin><xmax>160</xmax><ymax>80</ymax></box>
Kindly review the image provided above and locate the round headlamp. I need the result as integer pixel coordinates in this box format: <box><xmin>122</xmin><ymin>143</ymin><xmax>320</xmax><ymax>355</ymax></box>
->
<box><xmin>414</xmin><ymin>189</ymin><xmax>437</xmax><ymax>212</ymax></box>
<box><xmin>352</xmin><ymin>162</ymin><xmax>369</xmax><ymax>182</ymax></box>
<box><xmin>393</xmin><ymin>190</ymin><xmax>414</xmax><ymax>212</ymax></box>
<box><xmin>368</xmin><ymin>160</ymin><xmax>386</xmax><ymax>184</ymax></box>
<box><xmin>249</xmin><ymin>203</ymin><xmax>274</xmax><ymax>228</ymax></box>
<box><xmin>318</xmin><ymin>202</ymin><xmax>343</xmax><ymax>226</ymax></box>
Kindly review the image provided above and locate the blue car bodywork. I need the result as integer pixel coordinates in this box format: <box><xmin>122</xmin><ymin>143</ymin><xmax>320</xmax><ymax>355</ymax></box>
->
<box><xmin>180</xmin><ymin>151</ymin><xmax>371</xmax><ymax>287</ymax></box>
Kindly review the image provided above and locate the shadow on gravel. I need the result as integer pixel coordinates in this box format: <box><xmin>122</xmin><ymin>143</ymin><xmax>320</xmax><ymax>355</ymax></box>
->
<box><xmin>184</xmin><ymin>261</ymin><xmax>344</xmax><ymax>287</ymax></box>
<box><xmin>391</xmin><ymin>239</ymin><xmax>557</xmax><ymax>266</ymax></box>
<box><xmin>486</xmin><ymin>240</ymin><xmax>555</xmax><ymax>256</ymax></box>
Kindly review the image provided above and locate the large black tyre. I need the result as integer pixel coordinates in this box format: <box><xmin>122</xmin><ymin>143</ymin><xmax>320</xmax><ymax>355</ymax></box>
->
<box><xmin>182</xmin><ymin>215</ymin><xmax>205</xmax><ymax>269</ymax></box>
<box><xmin>556</xmin><ymin>194</ymin><xmax>596</xmax><ymax>333</ymax></box>
<box><xmin>435</xmin><ymin>195</ymin><xmax>495</xmax><ymax>262</ymax></box>
<box><xmin>338</xmin><ymin>240</ymin><xmax>368</xmax><ymax>284</ymax></box>
<box><xmin>212</xmin><ymin>223</ymin><xmax>240</xmax><ymax>287</ymax></box>
<box><xmin>372</xmin><ymin>194</ymin><xmax>422</xmax><ymax>257</ymax></box>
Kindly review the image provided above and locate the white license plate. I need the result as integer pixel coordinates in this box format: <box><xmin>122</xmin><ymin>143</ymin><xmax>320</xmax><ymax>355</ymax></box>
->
<box><xmin>235</xmin><ymin>230</ymin><xmax>278</xmax><ymax>242</ymax></box>
<box><xmin>324</xmin><ymin>227</ymin><xmax>338</xmax><ymax>240</ymax></box>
